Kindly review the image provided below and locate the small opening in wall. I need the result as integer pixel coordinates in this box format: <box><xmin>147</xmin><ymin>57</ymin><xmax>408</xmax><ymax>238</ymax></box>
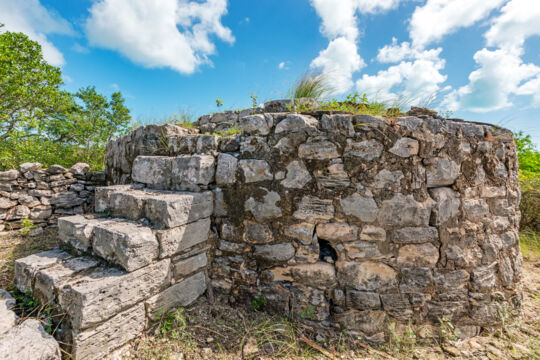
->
<box><xmin>318</xmin><ymin>238</ymin><xmax>337</xmax><ymax>263</ymax></box>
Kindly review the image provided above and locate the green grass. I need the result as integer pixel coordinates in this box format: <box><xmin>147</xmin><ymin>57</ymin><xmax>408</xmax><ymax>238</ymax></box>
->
<box><xmin>290</xmin><ymin>73</ymin><xmax>332</xmax><ymax>100</ymax></box>
<box><xmin>520</xmin><ymin>229</ymin><xmax>540</xmax><ymax>261</ymax></box>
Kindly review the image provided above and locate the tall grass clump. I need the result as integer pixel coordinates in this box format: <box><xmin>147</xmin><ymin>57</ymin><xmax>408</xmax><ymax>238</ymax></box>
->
<box><xmin>290</xmin><ymin>73</ymin><xmax>332</xmax><ymax>100</ymax></box>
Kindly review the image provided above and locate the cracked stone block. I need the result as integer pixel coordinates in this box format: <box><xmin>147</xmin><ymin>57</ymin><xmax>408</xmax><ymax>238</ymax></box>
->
<box><xmin>155</xmin><ymin>217</ymin><xmax>210</xmax><ymax>258</ymax></box>
<box><xmin>316</xmin><ymin>222</ymin><xmax>358</xmax><ymax>242</ymax></box>
<box><xmin>293</xmin><ymin>196</ymin><xmax>334</xmax><ymax>222</ymax></box>
<box><xmin>298</xmin><ymin>141</ymin><xmax>340</xmax><ymax>160</ymax></box>
<box><xmin>275</xmin><ymin>114</ymin><xmax>319</xmax><ymax>134</ymax></box>
<box><xmin>171</xmin><ymin>155</ymin><xmax>215</xmax><ymax>189</ymax></box>
<box><xmin>389</xmin><ymin>137</ymin><xmax>419</xmax><ymax>157</ymax></box>
<box><xmin>254</xmin><ymin>243</ymin><xmax>295</xmax><ymax>263</ymax></box>
<box><xmin>290</xmin><ymin>263</ymin><xmax>336</xmax><ymax>288</ymax></box>
<box><xmin>238</xmin><ymin>114</ymin><xmax>273</xmax><ymax>135</ymax></box>
<box><xmin>238</xmin><ymin>159</ymin><xmax>273</xmax><ymax>183</ymax></box>
<box><xmin>426</xmin><ymin>157</ymin><xmax>460</xmax><ymax>187</ymax></box>
<box><xmin>281</xmin><ymin>160</ymin><xmax>312</xmax><ymax>188</ymax></box>
<box><xmin>392</xmin><ymin>227</ymin><xmax>438</xmax><ymax>244</ymax></box>
<box><xmin>243</xmin><ymin>221</ymin><xmax>274</xmax><ymax>244</ymax></box>
<box><xmin>215</xmin><ymin>153</ymin><xmax>238</xmax><ymax>185</ymax></box>
<box><xmin>58</xmin><ymin>215</ymin><xmax>106</xmax><ymax>253</ymax></box>
<box><xmin>132</xmin><ymin>156</ymin><xmax>172</xmax><ymax>189</ymax></box>
<box><xmin>344</xmin><ymin>139</ymin><xmax>383</xmax><ymax>161</ymax></box>
<box><xmin>429</xmin><ymin>187</ymin><xmax>460</xmax><ymax>225</ymax></box>
<box><xmin>397</xmin><ymin>243</ymin><xmax>440</xmax><ymax>267</ymax></box>
<box><xmin>283</xmin><ymin>223</ymin><xmax>315</xmax><ymax>244</ymax></box>
<box><xmin>337</xmin><ymin>261</ymin><xmax>398</xmax><ymax>291</ymax></box>
<box><xmin>172</xmin><ymin>252</ymin><xmax>208</xmax><ymax>279</ymax></box>
<box><xmin>244</xmin><ymin>191</ymin><xmax>282</xmax><ymax>221</ymax></box>
<box><xmin>341</xmin><ymin>193</ymin><xmax>378</xmax><ymax>222</ymax></box>
<box><xmin>377</xmin><ymin>194</ymin><xmax>432</xmax><ymax>227</ymax></box>
<box><xmin>144</xmin><ymin>190</ymin><xmax>213</xmax><ymax>228</ymax></box>
<box><xmin>14</xmin><ymin>248</ymin><xmax>73</xmax><ymax>293</ymax></box>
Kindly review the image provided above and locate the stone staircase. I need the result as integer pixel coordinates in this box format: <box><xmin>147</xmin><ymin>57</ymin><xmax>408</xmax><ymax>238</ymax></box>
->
<box><xmin>13</xmin><ymin>155</ymin><xmax>215</xmax><ymax>360</ymax></box>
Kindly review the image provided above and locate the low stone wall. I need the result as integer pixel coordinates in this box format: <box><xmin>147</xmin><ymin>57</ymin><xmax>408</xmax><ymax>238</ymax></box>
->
<box><xmin>0</xmin><ymin>163</ymin><xmax>105</xmax><ymax>233</ymax></box>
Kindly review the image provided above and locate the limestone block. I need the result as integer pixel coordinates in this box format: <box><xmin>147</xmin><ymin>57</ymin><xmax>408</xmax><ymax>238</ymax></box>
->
<box><xmin>359</xmin><ymin>225</ymin><xmax>386</xmax><ymax>242</ymax></box>
<box><xmin>215</xmin><ymin>153</ymin><xmax>238</xmax><ymax>185</ymax></box>
<box><xmin>389</xmin><ymin>137</ymin><xmax>419</xmax><ymax>158</ymax></box>
<box><xmin>392</xmin><ymin>227</ymin><xmax>438</xmax><ymax>244</ymax></box>
<box><xmin>293</xmin><ymin>196</ymin><xmax>334</xmax><ymax>222</ymax></box>
<box><xmin>70</xmin><ymin>163</ymin><xmax>90</xmax><ymax>176</ymax></box>
<box><xmin>244</xmin><ymin>191</ymin><xmax>282</xmax><ymax>221</ymax></box>
<box><xmin>6</xmin><ymin>205</ymin><xmax>31</xmax><ymax>220</ymax></box>
<box><xmin>321</xmin><ymin>114</ymin><xmax>354</xmax><ymax>136</ymax></box>
<box><xmin>172</xmin><ymin>252</ymin><xmax>208</xmax><ymax>279</ymax></box>
<box><xmin>344</xmin><ymin>242</ymin><xmax>382</xmax><ymax>259</ymax></box>
<box><xmin>399</xmin><ymin>267</ymin><xmax>433</xmax><ymax>293</ymax></box>
<box><xmin>0</xmin><ymin>197</ymin><xmax>17</xmax><ymax>209</ymax></box>
<box><xmin>471</xmin><ymin>262</ymin><xmax>497</xmax><ymax>292</ymax></box>
<box><xmin>49</xmin><ymin>191</ymin><xmax>85</xmax><ymax>208</ymax></box>
<box><xmin>344</xmin><ymin>139</ymin><xmax>383</xmax><ymax>161</ymax></box>
<box><xmin>298</xmin><ymin>141</ymin><xmax>340</xmax><ymax>160</ymax></box>
<box><xmin>380</xmin><ymin>293</ymin><xmax>412</xmax><ymax>321</ymax></box>
<box><xmin>14</xmin><ymin>248</ymin><xmax>72</xmax><ymax>293</ymax></box>
<box><xmin>346</xmin><ymin>291</ymin><xmax>381</xmax><ymax>310</ymax></box>
<box><xmin>337</xmin><ymin>261</ymin><xmax>398</xmax><ymax>291</ymax></box>
<box><xmin>426</xmin><ymin>157</ymin><xmax>460</xmax><ymax>187</ymax></box>
<box><xmin>243</xmin><ymin>221</ymin><xmax>273</xmax><ymax>244</ymax></box>
<box><xmin>155</xmin><ymin>217</ymin><xmax>210</xmax><ymax>258</ymax></box>
<box><xmin>290</xmin><ymin>263</ymin><xmax>336</xmax><ymax>288</ymax></box>
<box><xmin>463</xmin><ymin>199</ymin><xmax>489</xmax><ymax>221</ymax></box>
<box><xmin>171</xmin><ymin>154</ymin><xmax>215</xmax><ymax>188</ymax></box>
<box><xmin>144</xmin><ymin>190</ymin><xmax>213</xmax><ymax>228</ymax></box>
<box><xmin>429</xmin><ymin>187</ymin><xmax>460</xmax><ymax>225</ymax></box>
<box><xmin>58</xmin><ymin>215</ymin><xmax>102</xmax><ymax>252</ymax></box>
<box><xmin>397</xmin><ymin>243</ymin><xmax>439</xmax><ymax>267</ymax></box>
<box><xmin>93</xmin><ymin>221</ymin><xmax>159</xmax><ymax>272</ymax></box>
<box><xmin>213</xmin><ymin>188</ymin><xmax>227</xmax><ymax>217</ymax></box>
<box><xmin>238</xmin><ymin>159</ymin><xmax>273</xmax><ymax>183</ymax></box>
<box><xmin>238</xmin><ymin>114</ymin><xmax>273</xmax><ymax>135</ymax></box>
<box><xmin>0</xmin><ymin>319</ymin><xmax>61</xmax><ymax>360</ymax></box>
<box><xmin>433</xmin><ymin>269</ymin><xmax>470</xmax><ymax>292</ymax></box>
<box><xmin>334</xmin><ymin>310</ymin><xmax>386</xmax><ymax>335</ymax></box>
<box><xmin>108</xmin><ymin>190</ymin><xmax>146</xmax><ymax>220</ymax></box>
<box><xmin>373</xmin><ymin>169</ymin><xmax>404</xmax><ymax>190</ymax></box>
<box><xmin>0</xmin><ymin>290</ymin><xmax>17</xmax><ymax>335</ymax></box>
<box><xmin>283</xmin><ymin>223</ymin><xmax>315</xmax><ymax>244</ymax></box>
<box><xmin>145</xmin><ymin>272</ymin><xmax>206</xmax><ymax>321</ymax></box>
<box><xmin>481</xmin><ymin>186</ymin><xmax>507</xmax><ymax>198</ymax></box>
<box><xmin>59</xmin><ymin>259</ymin><xmax>171</xmax><ymax>330</ymax></box>
<box><xmin>0</xmin><ymin>169</ymin><xmax>19</xmax><ymax>181</ymax></box>
<box><xmin>316</xmin><ymin>222</ymin><xmax>358</xmax><ymax>241</ymax></box>
<box><xmin>377</xmin><ymin>194</ymin><xmax>432</xmax><ymax>227</ymax></box>
<box><xmin>254</xmin><ymin>243</ymin><xmax>295</xmax><ymax>262</ymax></box>
<box><xmin>71</xmin><ymin>303</ymin><xmax>145</xmax><ymax>360</ymax></box>
<box><xmin>281</xmin><ymin>160</ymin><xmax>312</xmax><ymax>188</ymax></box>
<box><xmin>30</xmin><ymin>205</ymin><xmax>52</xmax><ymax>220</ymax></box>
<box><xmin>340</xmin><ymin>193</ymin><xmax>378</xmax><ymax>222</ymax></box>
<box><xmin>132</xmin><ymin>156</ymin><xmax>172</xmax><ymax>188</ymax></box>
<box><xmin>275</xmin><ymin>114</ymin><xmax>318</xmax><ymax>134</ymax></box>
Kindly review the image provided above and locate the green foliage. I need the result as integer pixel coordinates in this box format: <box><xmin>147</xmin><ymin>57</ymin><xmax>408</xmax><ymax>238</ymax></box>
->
<box><xmin>290</xmin><ymin>73</ymin><xmax>332</xmax><ymax>100</ymax></box>
<box><xmin>515</xmin><ymin>132</ymin><xmax>540</xmax><ymax>233</ymax></box>
<box><xmin>250</xmin><ymin>296</ymin><xmax>266</xmax><ymax>310</ymax></box>
<box><xmin>215</xmin><ymin>98</ymin><xmax>223</xmax><ymax>109</ymax></box>
<box><xmin>19</xmin><ymin>217</ymin><xmax>34</xmax><ymax>236</ymax></box>
<box><xmin>515</xmin><ymin>131</ymin><xmax>540</xmax><ymax>173</ymax></box>
<box><xmin>300</xmin><ymin>305</ymin><xmax>315</xmax><ymax>320</ymax></box>
<box><xmin>250</xmin><ymin>93</ymin><xmax>259</xmax><ymax>108</ymax></box>
<box><xmin>212</xmin><ymin>126</ymin><xmax>242</xmax><ymax>137</ymax></box>
<box><xmin>319</xmin><ymin>92</ymin><xmax>390</xmax><ymax>116</ymax></box>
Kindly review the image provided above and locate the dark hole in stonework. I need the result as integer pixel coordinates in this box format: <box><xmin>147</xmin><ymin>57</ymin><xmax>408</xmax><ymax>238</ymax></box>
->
<box><xmin>318</xmin><ymin>239</ymin><xmax>337</xmax><ymax>263</ymax></box>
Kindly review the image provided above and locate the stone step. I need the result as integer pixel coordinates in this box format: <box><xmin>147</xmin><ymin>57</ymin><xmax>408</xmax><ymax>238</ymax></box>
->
<box><xmin>58</xmin><ymin>215</ymin><xmax>210</xmax><ymax>271</ymax></box>
<box><xmin>95</xmin><ymin>185</ymin><xmax>213</xmax><ymax>228</ymax></box>
<box><xmin>14</xmin><ymin>249</ymin><xmax>207</xmax><ymax>360</ymax></box>
<box><xmin>131</xmin><ymin>154</ymin><xmax>216</xmax><ymax>191</ymax></box>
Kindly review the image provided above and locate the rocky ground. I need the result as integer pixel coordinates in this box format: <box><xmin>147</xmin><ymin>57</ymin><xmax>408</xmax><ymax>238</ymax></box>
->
<box><xmin>1</xmin><ymin>229</ymin><xmax>539</xmax><ymax>360</ymax></box>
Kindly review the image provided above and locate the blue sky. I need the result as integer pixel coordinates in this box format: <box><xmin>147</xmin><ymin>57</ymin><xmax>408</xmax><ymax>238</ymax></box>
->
<box><xmin>1</xmin><ymin>0</ymin><xmax>540</xmax><ymax>145</ymax></box>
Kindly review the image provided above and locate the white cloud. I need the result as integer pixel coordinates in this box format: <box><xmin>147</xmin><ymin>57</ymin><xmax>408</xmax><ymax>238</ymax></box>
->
<box><xmin>309</xmin><ymin>0</ymin><xmax>402</xmax><ymax>94</ymax></box>
<box><xmin>410</xmin><ymin>0</ymin><xmax>505</xmax><ymax>47</ymax></box>
<box><xmin>376</xmin><ymin>37</ymin><xmax>443</xmax><ymax>63</ymax></box>
<box><xmin>85</xmin><ymin>0</ymin><xmax>234</xmax><ymax>74</ymax></box>
<box><xmin>0</xmin><ymin>0</ymin><xmax>74</xmax><ymax>66</ymax></box>
<box><xmin>278</xmin><ymin>61</ymin><xmax>287</xmax><ymax>70</ymax></box>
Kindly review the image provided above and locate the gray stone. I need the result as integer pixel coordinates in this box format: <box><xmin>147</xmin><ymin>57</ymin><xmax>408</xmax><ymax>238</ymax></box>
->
<box><xmin>92</xmin><ymin>221</ymin><xmax>159</xmax><ymax>272</ymax></box>
<box><xmin>0</xmin><ymin>169</ymin><xmax>19</xmax><ymax>181</ymax></box>
<box><xmin>243</xmin><ymin>221</ymin><xmax>273</xmax><ymax>244</ymax></box>
<box><xmin>481</xmin><ymin>186</ymin><xmax>506</xmax><ymax>198</ymax></box>
<box><xmin>373</xmin><ymin>170</ymin><xmax>403</xmax><ymax>190</ymax></box>
<box><xmin>298</xmin><ymin>141</ymin><xmax>340</xmax><ymax>160</ymax></box>
<box><xmin>245</xmin><ymin>191</ymin><xmax>282</xmax><ymax>221</ymax></box>
<box><xmin>283</xmin><ymin>222</ymin><xmax>315</xmax><ymax>244</ymax></box>
<box><xmin>239</xmin><ymin>159</ymin><xmax>273</xmax><ymax>183</ymax></box>
<box><xmin>264</xmin><ymin>98</ymin><xmax>320</xmax><ymax>113</ymax></box>
<box><xmin>433</xmin><ymin>270</ymin><xmax>470</xmax><ymax>292</ymax></box>
<box><xmin>58</xmin><ymin>215</ymin><xmax>102</xmax><ymax>252</ymax></box>
<box><xmin>399</xmin><ymin>267</ymin><xmax>433</xmax><ymax>293</ymax></box>
<box><xmin>281</xmin><ymin>160</ymin><xmax>311</xmax><ymax>188</ymax></box>
<box><xmin>0</xmin><ymin>197</ymin><xmax>17</xmax><ymax>209</ymax></box>
<box><xmin>445</xmin><ymin>244</ymin><xmax>482</xmax><ymax>268</ymax></box>
<box><xmin>254</xmin><ymin>243</ymin><xmax>295</xmax><ymax>262</ymax></box>
<box><xmin>334</xmin><ymin>310</ymin><xmax>386</xmax><ymax>335</ymax></box>
<box><xmin>6</xmin><ymin>205</ymin><xmax>31</xmax><ymax>220</ymax></box>
<box><xmin>293</xmin><ymin>196</ymin><xmax>334</xmax><ymax>222</ymax></box>
<box><xmin>340</xmin><ymin>193</ymin><xmax>378</xmax><ymax>222</ymax></box>
<box><xmin>346</xmin><ymin>291</ymin><xmax>381</xmax><ymax>310</ymax></box>
<box><xmin>155</xmin><ymin>217</ymin><xmax>210</xmax><ymax>258</ymax></box>
<box><xmin>20</xmin><ymin>162</ymin><xmax>42</xmax><ymax>172</ymax></box>
<box><xmin>397</xmin><ymin>243</ymin><xmax>439</xmax><ymax>267</ymax></box>
<box><xmin>47</xmin><ymin>165</ymin><xmax>67</xmax><ymax>174</ymax></box>
<box><xmin>132</xmin><ymin>156</ymin><xmax>172</xmax><ymax>188</ymax></box>
<box><xmin>49</xmin><ymin>191</ymin><xmax>85</xmax><ymax>208</ymax></box>
<box><xmin>429</xmin><ymin>187</ymin><xmax>460</xmax><ymax>225</ymax></box>
<box><xmin>275</xmin><ymin>114</ymin><xmax>318</xmax><ymax>134</ymax></box>
<box><xmin>377</xmin><ymin>194</ymin><xmax>432</xmax><ymax>227</ymax></box>
<box><xmin>498</xmin><ymin>253</ymin><xmax>514</xmax><ymax>287</ymax></box>
<box><xmin>215</xmin><ymin>153</ymin><xmax>238</xmax><ymax>185</ymax></box>
<box><xmin>144</xmin><ymin>190</ymin><xmax>213</xmax><ymax>228</ymax></box>
<box><xmin>108</xmin><ymin>190</ymin><xmax>146</xmax><ymax>220</ymax></box>
<box><xmin>463</xmin><ymin>199</ymin><xmax>489</xmax><ymax>221</ymax></box>
<box><xmin>337</xmin><ymin>261</ymin><xmax>398</xmax><ymax>291</ymax></box>
<box><xmin>15</xmin><ymin>248</ymin><xmax>73</xmax><ymax>293</ymax></box>
<box><xmin>239</xmin><ymin>114</ymin><xmax>273</xmax><ymax>135</ymax></box>
<box><xmin>426</xmin><ymin>157</ymin><xmax>460</xmax><ymax>187</ymax></box>
<box><xmin>321</xmin><ymin>114</ymin><xmax>354</xmax><ymax>136</ymax></box>
<box><xmin>471</xmin><ymin>262</ymin><xmax>497</xmax><ymax>291</ymax></box>
<box><xmin>0</xmin><ymin>291</ymin><xmax>17</xmax><ymax>335</ymax></box>
<box><xmin>380</xmin><ymin>293</ymin><xmax>412</xmax><ymax>321</ymax></box>
<box><xmin>344</xmin><ymin>139</ymin><xmax>383</xmax><ymax>161</ymax></box>
<box><xmin>389</xmin><ymin>137</ymin><xmax>419</xmax><ymax>157</ymax></box>
<box><xmin>59</xmin><ymin>259</ymin><xmax>171</xmax><ymax>330</ymax></box>
<box><xmin>172</xmin><ymin>252</ymin><xmax>208</xmax><ymax>279</ymax></box>
<box><xmin>360</xmin><ymin>225</ymin><xmax>386</xmax><ymax>242</ymax></box>
<box><xmin>0</xmin><ymin>319</ymin><xmax>61</xmax><ymax>360</ymax></box>
<box><xmin>290</xmin><ymin>263</ymin><xmax>336</xmax><ymax>288</ymax></box>
<box><xmin>71</xmin><ymin>303</ymin><xmax>145</xmax><ymax>360</ymax></box>
<box><xmin>316</xmin><ymin>222</ymin><xmax>358</xmax><ymax>241</ymax></box>
<box><xmin>145</xmin><ymin>272</ymin><xmax>206</xmax><ymax>321</ymax></box>
<box><xmin>171</xmin><ymin>155</ymin><xmax>215</xmax><ymax>189</ymax></box>
<box><xmin>70</xmin><ymin>163</ymin><xmax>90</xmax><ymax>176</ymax></box>
<box><xmin>392</xmin><ymin>227</ymin><xmax>438</xmax><ymax>244</ymax></box>
<box><xmin>213</xmin><ymin>187</ymin><xmax>227</xmax><ymax>217</ymax></box>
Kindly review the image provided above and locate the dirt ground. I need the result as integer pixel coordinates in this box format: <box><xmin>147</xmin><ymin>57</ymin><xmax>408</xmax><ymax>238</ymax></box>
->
<box><xmin>1</xmin><ymin>229</ymin><xmax>539</xmax><ymax>360</ymax></box>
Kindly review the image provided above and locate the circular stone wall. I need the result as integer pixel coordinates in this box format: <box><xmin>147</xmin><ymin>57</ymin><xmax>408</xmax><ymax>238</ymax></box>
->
<box><xmin>106</xmin><ymin>106</ymin><xmax>522</xmax><ymax>341</ymax></box>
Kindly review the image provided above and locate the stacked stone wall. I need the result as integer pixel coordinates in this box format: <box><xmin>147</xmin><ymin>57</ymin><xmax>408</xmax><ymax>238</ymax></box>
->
<box><xmin>0</xmin><ymin>163</ymin><xmax>105</xmax><ymax>233</ymax></box>
<box><xmin>102</xmin><ymin>107</ymin><xmax>522</xmax><ymax>339</ymax></box>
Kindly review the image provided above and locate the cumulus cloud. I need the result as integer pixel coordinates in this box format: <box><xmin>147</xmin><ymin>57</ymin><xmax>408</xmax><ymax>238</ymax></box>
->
<box><xmin>376</xmin><ymin>37</ymin><xmax>443</xmax><ymax>63</ymax></box>
<box><xmin>309</xmin><ymin>0</ymin><xmax>401</xmax><ymax>94</ymax></box>
<box><xmin>85</xmin><ymin>0</ymin><xmax>234</xmax><ymax>74</ymax></box>
<box><xmin>410</xmin><ymin>0</ymin><xmax>505</xmax><ymax>48</ymax></box>
<box><xmin>0</xmin><ymin>0</ymin><xmax>74</xmax><ymax>66</ymax></box>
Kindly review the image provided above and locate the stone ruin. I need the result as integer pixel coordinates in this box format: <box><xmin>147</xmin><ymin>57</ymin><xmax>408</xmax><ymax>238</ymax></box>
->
<box><xmin>10</xmin><ymin>102</ymin><xmax>522</xmax><ymax>359</ymax></box>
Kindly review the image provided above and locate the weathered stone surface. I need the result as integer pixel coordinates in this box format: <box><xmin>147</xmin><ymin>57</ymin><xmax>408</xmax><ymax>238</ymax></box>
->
<box><xmin>283</xmin><ymin>222</ymin><xmax>315</xmax><ymax>244</ymax></box>
<box><xmin>337</xmin><ymin>261</ymin><xmax>398</xmax><ymax>291</ymax></box>
<box><xmin>145</xmin><ymin>272</ymin><xmax>206</xmax><ymax>321</ymax></box>
<box><xmin>298</xmin><ymin>141</ymin><xmax>340</xmax><ymax>160</ymax></box>
<box><xmin>59</xmin><ymin>259</ymin><xmax>171</xmax><ymax>330</ymax></box>
<box><xmin>426</xmin><ymin>157</ymin><xmax>460</xmax><ymax>187</ymax></box>
<box><xmin>70</xmin><ymin>163</ymin><xmax>90</xmax><ymax>176</ymax></box>
<box><xmin>380</xmin><ymin>293</ymin><xmax>412</xmax><ymax>321</ymax></box>
<box><xmin>315</xmin><ymin>159</ymin><xmax>350</xmax><ymax>189</ymax></box>
<box><xmin>92</xmin><ymin>221</ymin><xmax>159</xmax><ymax>271</ymax></box>
<box><xmin>15</xmin><ymin>248</ymin><xmax>73</xmax><ymax>293</ymax></box>
<box><xmin>293</xmin><ymin>196</ymin><xmax>334</xmax><ymax>222</ymax></box>
<box><xmin>47</xmin><ymin>165</ymin><xmax>67</xmax><ymax>174</ymax></box>
<box><xmin>399</xmin><ymin>267</ymin><xmax>433</xmax><ymax>293</ymax></box>
<box><xmin>0</xmin><ymin>197</ymin><xmax>17</xmax><ymax>209</ymax></box>
<box><xmin>156</xmin><ymin>217</ymin><xmax>210</xmax><ymax>258</ymax></box>
<box><xmin>254</xmin><ymin>243</ymin><xmax>295</xmax><ymax>262</ymax></box>
<box><xmin>346</xmin><ymin>291</ymin><xmax>381</xmax><ymax>310</ymax></box>
<box><xmin>275</xmin><ymin>114</ymin><xmax>318</xmax><ymax>134</ymax></box>
<box><xmin>340</xmin><ymin>193</ymin><xmax>378</xmax><ymax>222</ymax></box>
<box><xmin>316</xmin><ymin>222</ymin><xmax>358</xmax><ymax>242</ymax></box>
<box><xmin>389</xmin><ymin>137</ymin><xmax>419</xmax><ymax>157</ymax></box>
<box><xmin>132</xmin><ymin>156</ymin><xmax>171</xmax><ymax>188</ymax></box>
<box><xmin>144</xmin><ymin>190</ymin><xmax>213</xmax><ymax>228</ymax></box>
<box><xmin>321</xmin><ymin>114</ymin><xmax>354</xmax><ymax>136</ymax></box>
<box><xmin>172</xmin><ymin>252</ymin><xmax>208</xmax><ymax>279</ymax></box>
<box><xmin>239</xmin><ymin>114</ymin><xmax>273</xmax><ymax>135</ymax></box>
<box><xmin>463</xmin><ymin>199</ymin><xmax>489</xmax><ymax>221</ymax></box>
<box><xmin>377</xmin><ymin>194</ymin><xmax>432</xmax><ymax>227</ymax></box>
<box><xmin>0</xmin><ymin>169</ymin><xmax>19</xmax><ymax>181</ymax></box>
<box><xmin>334</xmin><ymin>310</ymin><xmax>386</xmax><ymax>335</ymax></box>
<box><xmin>58</xmin><ymin>215</ymin><xmax>102</xmax><ymax>252</ymax></box>
<box><xmin>49</xmin><ymin>191</ymin><xmax>85</xmax><ymax>208</ymax></box>
<box><xmin>171</xmin><ymin>155</ymin><xmax>215</xmax><ymax>188</ymax></box>
<box><xmin>245</xmin><ymin>191</ymin><xmax>282</xmax><ymax>221</ymax></box>
<box><xmin>397</xmin><ymin>243</ymin><xmax>439</xmax><ymax>267</ymax></box>
<box><xmin>215</xmin><ymin>153</ymin><xmax>238</xmax><ymax>185</ymax></box>
<box><xmin>344</xmin><ymin>139</ymin><xmax>383</xmax><ymax>161</ymax></box>
<box><xmin>373</xmin><ymin>169</ymin><xmax>404</xmax><ymax>190</ymax></box>
<box><xmin>290</xmin><ymin>263</ymin><xmax>336</xmax><ymax>288</ymax></box>
<box><xmin>471</xmin><ymin>262</ymin><xmax>497</xmax><ymax>292</ymax></box>
<box><xmin>71</xmin><ymin>303</ymin><xmax>145</xmax><ymax>360</ymax></box>
<box><xmin>0</xmin><ymin>319</ymin><xmax>61</xmax><ymax>360</ymax></box>
<box><xmin>239</xmin><ymin>159</ymin><xmax>273</xmax><ymax>182</ymax></box>
<box><xmin>0</xmin><ymin>290</ymin><xmax>17</xmax><ymax>335</ymax></box>
<box><xmin>446</xmin><ymin>244</ymin><xmax>482</xmax><ymax>268</ymax></box>
<box><xmin>345</xmin><ymin>242</ymin><xmax>382</xmax><ymax>259</ymax></box>
<box><xmin>281</xmin><ymin>160</ymin><xmax>312</xmax><ymax>188</ymax></box>
<box><xmin>360</xmin><ymin>225</ymin><xmax>386</xmax><ymax>242</ymax></box>
<box><xmin>392</xmin><ymin>227</ymin><xmax>438</xmax><ymax>244</ymax></box>
<box><xmin>243</xmin><ymin>221</ymin><xmax>274</xmax><ymax>244</ymax></box>
<box><xmin>108</xmin><ymin>190</ymin><xmax>146</xmax><ymax>219</ymax></box>
<box><xmin>6</xmin><ymin>204</ymin><xmax>31</xmax><ymax>220</ymax></box>
<box><xmin>429</xmin><ymin>187</ymin><xmax>460</xmax><ymax>225</ymax></box>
